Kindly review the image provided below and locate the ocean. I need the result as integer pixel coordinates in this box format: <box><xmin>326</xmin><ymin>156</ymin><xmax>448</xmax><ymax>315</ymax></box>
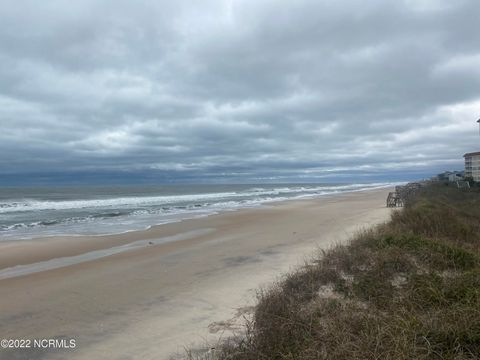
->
<box><xmin>0</xmin><ymin>183</ymin><xmax>394</xmax><ymax>240</ymax></box>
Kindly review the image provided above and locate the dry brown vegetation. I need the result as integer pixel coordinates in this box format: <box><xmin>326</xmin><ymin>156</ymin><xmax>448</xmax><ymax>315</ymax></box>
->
<box><xmin>188</xmin><ymin>184</ymin><xmax>480</xmax><ymax>360</ymax></box>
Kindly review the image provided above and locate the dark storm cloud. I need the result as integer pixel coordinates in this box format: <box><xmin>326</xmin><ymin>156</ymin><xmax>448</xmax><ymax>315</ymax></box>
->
<box><xmin>1</xmin><ymin>0</ymin><xmax>479</xmax><ymax>183</ymax></box>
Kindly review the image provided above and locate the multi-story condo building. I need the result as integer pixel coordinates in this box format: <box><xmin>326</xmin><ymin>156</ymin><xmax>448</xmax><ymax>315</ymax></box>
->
<box><xmin>464</xmin><ymin>151</ymin><xmax>480</xmax><ymax>181</ymax></box>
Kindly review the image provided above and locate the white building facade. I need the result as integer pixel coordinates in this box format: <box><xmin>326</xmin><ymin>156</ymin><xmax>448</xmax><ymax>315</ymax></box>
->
<box><xmin>464</xmin><ymin>152</ymin><xmax>480</xmax><ymax>181</ymax></box>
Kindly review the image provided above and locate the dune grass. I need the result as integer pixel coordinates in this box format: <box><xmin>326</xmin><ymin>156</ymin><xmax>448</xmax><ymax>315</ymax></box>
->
<box><xmin>188</xmin><ymin>184</ymin><xmax>480</xmax><ymax>359</ymax></box>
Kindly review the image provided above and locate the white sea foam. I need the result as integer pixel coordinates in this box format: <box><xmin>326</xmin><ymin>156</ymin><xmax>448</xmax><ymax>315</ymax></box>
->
<box><xmin>0</xmin><ymin>182</ymin><xmax>399</xmax><ymax>240</ymax></box>
<box><xmin>0</xmin><ymin>191</ymin><xmax>239</xmax><ymax>213</ymax></box>
<box><xmin>0</xmin><ymin>183</ymin><xmax>392</xmax><ymax>214</ymax></box>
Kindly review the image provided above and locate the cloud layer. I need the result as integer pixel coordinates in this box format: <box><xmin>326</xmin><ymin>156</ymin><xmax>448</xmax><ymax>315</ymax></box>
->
<box><xmin>1</xmin><ymin>0</ymin><xmax>479</xmax><ymax>183</ymax></box>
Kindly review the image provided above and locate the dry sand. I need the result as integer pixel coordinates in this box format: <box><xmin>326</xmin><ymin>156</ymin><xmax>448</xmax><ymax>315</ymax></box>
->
<box><xmin>0</xmin><ymin>188</ymin><xmax>391</xmax><ymax>360</ymax></box>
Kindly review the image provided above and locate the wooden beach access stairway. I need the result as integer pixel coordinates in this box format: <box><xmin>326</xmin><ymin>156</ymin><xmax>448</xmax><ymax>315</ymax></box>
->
<box><xmin>387</xmin><ymin>182</ymin><xmax>424</xmax><ymax>208</ymax></box>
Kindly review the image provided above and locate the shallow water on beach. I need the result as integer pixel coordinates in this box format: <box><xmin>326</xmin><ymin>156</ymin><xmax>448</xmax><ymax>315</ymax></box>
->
<box><xmin>0</xmin><ymin>183</ymin><xmax>395</xmax><ymax>240</ymax></box>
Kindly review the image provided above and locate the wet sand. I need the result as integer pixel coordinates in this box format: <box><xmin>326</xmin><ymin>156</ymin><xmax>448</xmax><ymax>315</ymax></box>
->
<box><xmin>0</xmin><ymin>188</ymin><xmax>391</xmax><ymax>360</ymax></box>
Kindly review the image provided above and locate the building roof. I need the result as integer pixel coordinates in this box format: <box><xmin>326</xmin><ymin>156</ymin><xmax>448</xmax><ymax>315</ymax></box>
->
<box><xmin>464</xmin><ymin>151</ymin><xmax>480</xmax><ymax>158</ymax></box>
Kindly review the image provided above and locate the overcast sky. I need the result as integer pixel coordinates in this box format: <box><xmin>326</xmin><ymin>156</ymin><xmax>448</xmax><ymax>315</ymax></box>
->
<box><xmin>1</xmin><ymin>0</ymin><xmax>479</xmax><ymax>184</ymax></box>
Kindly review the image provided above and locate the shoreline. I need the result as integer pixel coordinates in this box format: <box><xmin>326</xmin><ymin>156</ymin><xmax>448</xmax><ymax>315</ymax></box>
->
<box><xmin>0</xmin><ymin>188</ymin><xmax>392</xmax><ymax>360</ymax></box>
<box><xmin>0</xmin><ymin>186</ymin><xmax>394</xmax><ymax>271</ymax></box>
<box><xmin>0</xmin><ymin>183</ymin><xmax>397</xmax><ymax>243</ymax></box>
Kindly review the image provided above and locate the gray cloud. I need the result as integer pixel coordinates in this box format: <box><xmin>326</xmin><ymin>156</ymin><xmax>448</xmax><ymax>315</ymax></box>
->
<box><xmin>1</xmin><ymin>0</ymin><xmax>479</xmax><ymax>183</ymax></box>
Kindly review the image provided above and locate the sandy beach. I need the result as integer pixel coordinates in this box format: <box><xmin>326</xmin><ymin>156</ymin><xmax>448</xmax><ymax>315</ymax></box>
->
<box><xmin>0</xmin><ymin>188</ymin><xmax>391</xmax><ymax>360</ymax></box>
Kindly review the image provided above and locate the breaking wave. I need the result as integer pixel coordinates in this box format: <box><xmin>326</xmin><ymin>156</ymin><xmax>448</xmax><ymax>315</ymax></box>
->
<box><xmin>0</xmin><ymin>182</ymin><xmax>397</xmax><ymax>239</ymax></box>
